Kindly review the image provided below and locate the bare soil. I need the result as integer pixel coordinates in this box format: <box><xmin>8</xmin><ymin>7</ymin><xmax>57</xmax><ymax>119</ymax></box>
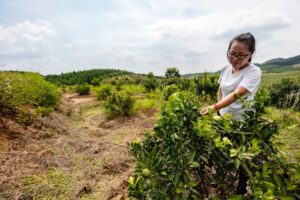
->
<box><xmin>0</xmin><ymin>95</ymin><xmax>157</xmax><ymax>200</ymax></box>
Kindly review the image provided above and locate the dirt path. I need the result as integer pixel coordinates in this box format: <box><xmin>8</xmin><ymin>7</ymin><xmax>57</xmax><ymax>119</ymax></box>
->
<box><xmin>0</xmin><ymin>95</ymin><xmax>157</xmax><ymax>200</ymax></box>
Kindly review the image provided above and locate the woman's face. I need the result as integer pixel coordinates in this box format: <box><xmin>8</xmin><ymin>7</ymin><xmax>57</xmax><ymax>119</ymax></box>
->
<box><xmin>227</xmin><ymin>40</ymin><xmax>252</xmax><ymax>69</ymax></box>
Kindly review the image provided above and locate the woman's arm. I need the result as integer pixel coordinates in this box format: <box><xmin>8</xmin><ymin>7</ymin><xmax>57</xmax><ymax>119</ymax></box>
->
<box><xmin>217</xmin><ymin>87</ymin><xmax>222</xmax><ymax>102</ymax></box>
<box><xmin>200</xmin><ymin>86</ymin><xmax>248</xmax><ymax>114</ymax></box>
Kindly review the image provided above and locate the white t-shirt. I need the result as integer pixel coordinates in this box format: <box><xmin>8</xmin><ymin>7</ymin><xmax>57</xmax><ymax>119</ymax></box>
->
<box><xmin>218</xmin><ymin>63</ymin><xmax>261</xmax><ymax>120</ymax></box>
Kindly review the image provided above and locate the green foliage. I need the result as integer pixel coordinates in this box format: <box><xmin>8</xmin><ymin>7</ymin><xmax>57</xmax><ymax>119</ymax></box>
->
<box><xmin>36</xmin><ymin>107</ymin><xmax>55</xmax><ymax>117</ymax></box>
<box><xmin>269</xmin><ymin>78</ymin><xmax>300</xmax><ymax>111</ymax></box>
<box><xmin>260</xmin><ymin>71</ymin><xmax>300</xmax><ymax>88</ymax></box>
<box><xmin>165</xmin><ymin>67</ymin><xmax>181</xmax><ymax>78</ymax></box>
<box><xmin>96</xmin><ymin>84</ymin><xmax>113</xmax><ymax>100</ymax></box>
<box><xmin>162</xmin><ymin>77</ymin><xmax>192</xmax><ymax>91</ymax></box>
<box><xmin>261</xmin><ymin>55</ymin><xmax>300</xmax><ymax>67</ymax></box>
<box><xmin>128</xmin><ymin>92</ymin><xmax>300</xmax><ymax>199</ymax></box>
<box><xmin>121</xmin><ymin>84</ymin><xmax>145</xmax><ymax>94</ymax></box>
<box><xmin>133</xmin><ymin>99</ymin><xmax>157</xmax><ymax>113</ymax></box>
<box><xmin>162</xmin><ymin>84</ymin><xmax>179</xmax><ymax>100</ymax></box>
<box><xmin>143</xmin><ymin>77</ymin><xmax>158</xmax><ymax>92</ymax></box>
<box><xmin>260</xmin><ymin>64</ymin><xmax>299</xmax><ymax>73</ymax></box>
<box><xmin>75</xmin><ymin>84</ymin><xmax>90</xmax><ymax>95</ymax></box>
<box><xmin>91</xmin><ymin>77</ymin><xmax>102</xmax><ymax>86</ymax></box>
<box><xmin>0</xmin><ymin>71</ymin><xmax>60</xmax><ymax>119</ymax></box>
<box><xmin>45</xmin><ymin>69</ymin><xmax>132</xmax><ymax>85</ymax></box>
<box><xmin>104</xmin><ymin>91</ymin><xmax>135</xmax><ymax>117</ymax></box>
<box><xmin>263</xmin><ymin>107</ymin><xmax>300</xmax><ymax>163</ymax></box>
<box><xmin>147</xmin><ymin>72</ymin><xmax>154</xmax><ymax>79</ymax></box>
<box><xmin>193</xmin><ymin>73</ymin><xmax>219</xmax><ymax>99</ymax></box>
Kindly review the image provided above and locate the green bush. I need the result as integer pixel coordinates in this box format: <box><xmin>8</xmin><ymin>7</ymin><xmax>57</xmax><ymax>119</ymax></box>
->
<box><xmin>128</xmin><ymin>92</ymin><xmax>300</xmax><ymax>199</ymax></box>
<box><xmin>121</xmin><ymin>84</ymin><xmax>145</xmax><ymax>94</ymax></box>
<box><xmin>193</xmin><ymin>73</ymin><xmax>219</xmax><ymax>98</ymax></box>
<box><xmin>75</xmin><ymin>84</ymin><xmax>90</xmax><ymax>95</ymax></box>
<box><xmin>0</xmin><ymin>72</ymin><xmax>60</xmax><ymax>118</ymax></box>
<box><xmin>104</xmin><ymin>91</ymin><xmax>135</xmax><ymax>117</ymax></box>
<box><xmin>162</xmin><ymin>84</ymin><xmax>179</xmax><ymax>100</ymax></box>
<box><xmin>96</xmin><ymin>84</ymin><xmax>113</xmax><ymax>100</ymax></box>
<box><xmin>269</xmin><ymin>78</ymin><xmax>300</xmax><ymax>111</ymax></box>
<box><xmin>133</xmin><ymin>99</ymin><xmax>157</xmax><ymax>114</ymax></box>
<box><xmin>143</xmin><ymin>78</ymin><xmax>158</xmax><ymax>92</ymax></box>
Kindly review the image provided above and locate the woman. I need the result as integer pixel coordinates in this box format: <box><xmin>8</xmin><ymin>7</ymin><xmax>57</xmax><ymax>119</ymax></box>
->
<box><xmin>200</xmin><ymin>32</ymin><xmax>261</xmax><ymax>195</ymax></box>
<box><xmin>200</xmin><ymin>32</ymin><xmax>261</xmax><ymax>120</ymax></box>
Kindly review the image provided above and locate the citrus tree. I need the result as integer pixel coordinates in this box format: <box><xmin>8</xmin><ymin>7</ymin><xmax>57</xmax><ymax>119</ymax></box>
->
<box><xmin>128</xmin><ymin>92</ymin><xmax>300</xmax><ymax>199</ymax></box>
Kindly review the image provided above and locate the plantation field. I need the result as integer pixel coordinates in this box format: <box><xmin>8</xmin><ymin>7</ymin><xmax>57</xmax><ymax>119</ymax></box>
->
<box><xmin>0</xmin><ymin>69</ymin><xmax>299</xmax><ymax>199</ymax></box>
<box><xmin>260</xmin><ymin>71</ymin><xmax>300</xmax><ymax>88</ymax></box>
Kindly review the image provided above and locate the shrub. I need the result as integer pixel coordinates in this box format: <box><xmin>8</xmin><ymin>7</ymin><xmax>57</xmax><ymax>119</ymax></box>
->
<box><xmin>133</xmin><ymin>99</ymin><xmax>157</xmax><ymax>114</ymax></box>
<box><xmin>0</xmin><ymin>72</ymin><xmax>60</xmax><ymax>118</ymax></box>
<box><xmin>269</xmin><ymin>78</ymin><xmax>300</xmax><ymax>111</ymax></box>
<box><xmin>165</xmin><ymin>67</ymin><xmax>180</xmax><ymax>78</ymax></box>
<box><xmin>104</xmin><ymin>91</ymin><xmax>135</xmax><ymax>117</ymax></box>
<box><xmin>143</xmin><ymin>78</ymin><xmax>158</xmax><ymax>92</ymax></box>
<box><xmin>96</xmin><ymin>84</ymin><xmax>113</xmax><ymax>100</ymax></box>
<box><xmin>75</xmin><ymin>84</ymin><xmax>90</xmax><ymax>95</ymax></box>
<box><xmin>91</xmin><ymin>77</ymin><xmax>102</xmax><ymax>86</ymax></box>
<box><xmin>121</xmin><ymin>84</ymin><xmax>145</xmax><ymax>94</ymax></box>
<box><xmin>162</xmin><ymin>84</ymin><xmax>179</xmax><ymax>100</ymax></box>
<box><xmin>193</xmin><ymin>74</ymin><xmax>219</xmax><ymax>98</ymax></box>
<box><xmin>128</xmin><ymin>92</ymin><xmax>300</xmax><ymax>199</ymax></box>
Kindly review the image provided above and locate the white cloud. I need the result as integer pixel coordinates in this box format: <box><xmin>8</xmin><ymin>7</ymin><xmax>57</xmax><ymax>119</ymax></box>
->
<box><xmin>0</xmin><ymin>20</ymin><xmax>55</xmax><ymax>58</ymax></box>
<box><xmin>0</xmin><ymin>0</ymin><xmax>299</xmax><ymax>75</ymax></box>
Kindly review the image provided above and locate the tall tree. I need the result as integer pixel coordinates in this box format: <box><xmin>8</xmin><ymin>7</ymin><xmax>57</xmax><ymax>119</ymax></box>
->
<box><xmin>165</xmin><ymin>67</ymin><xmax>180</xmax><ymax>78</ymax></box>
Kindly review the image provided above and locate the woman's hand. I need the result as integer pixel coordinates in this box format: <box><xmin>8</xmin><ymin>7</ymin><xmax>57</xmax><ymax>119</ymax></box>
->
<box><xmin>200</xmin><ymin>105</ymin><xmax>217</xmax><ymax>115</ymax></box>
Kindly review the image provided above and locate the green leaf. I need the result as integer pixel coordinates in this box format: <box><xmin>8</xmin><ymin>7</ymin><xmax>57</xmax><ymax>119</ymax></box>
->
<box><xmin>234</xmin><ymin>159</ymin><xmax>241</xmax><ymax>169</ymax></box>
<box><xmin>161</xmin><ymin>171</ymin><xmax>167</xmax><ymax>176</ymax></box>
<box><xmin>188</xmin><ymin>151</ymin><xmax>196</xmax><ymax>164</ymax></box>
<box><xmin>227</xmin><ymin>195</ymin><xmax>243</xmax><ymax>200</ymax></box>
<box><xmin>222</xmin><ymin>137</ymin><xmax>232</xmax><ymax>146</ymax></box>
<box><xmin>190</xmin><ymin>161</ymin><xmax>200</xmax><ymax>168</ymax></box>
<box><xmin>241</xmin><ymin>162</ymin><xmax>253</xmax><ymax>179</ymax></box>
<box><xmin>128</xmin><ymin>176</ymin><xmax>134</xmax><ymax>186</ymax></box>
<box><xmin>189</xmin><ymin>181</ymin><xmax>198</xmax><ymax>187</ymax></box>
<box><xmin>199</xmin><ymin>155</ymin><xmax>209</xmax><ymax>165</ymax></box>
<box><xmin>230</xmin><ymin>148</ymin><xmax>238</xmax><ymax>157</ymax></box>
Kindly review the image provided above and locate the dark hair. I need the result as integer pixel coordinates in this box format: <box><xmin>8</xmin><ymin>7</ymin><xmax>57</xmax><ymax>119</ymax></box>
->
<box><xmin>227</xmin><ymin>32</ymin><xmax>256</xmax><ymax>62</ymax></box>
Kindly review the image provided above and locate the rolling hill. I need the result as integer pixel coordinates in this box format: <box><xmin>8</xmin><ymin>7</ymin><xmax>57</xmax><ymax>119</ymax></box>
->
<box><xmin>258</xmin><ymin>54</ymin><xmax>300</xmax><ymax>73</ymax></box>
<box><xmin>183</xmin><ymin>54</ymin><xmax>300</xmax><ymax>77</ymax></box>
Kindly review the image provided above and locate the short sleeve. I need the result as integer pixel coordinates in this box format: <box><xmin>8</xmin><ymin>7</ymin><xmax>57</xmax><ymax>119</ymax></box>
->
<box><xmin>238</xmin><ymin>67</ymin><xmax>261</xmax><ymax>94</ymax></box>
<box><xmin>218</xmin><ymin>66</ymin><xmax>227</xmax><ymax>84</ymax></box>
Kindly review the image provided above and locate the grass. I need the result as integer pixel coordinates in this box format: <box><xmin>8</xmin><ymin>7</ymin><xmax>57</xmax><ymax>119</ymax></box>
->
<box><xmin>121</xmin><ymin>84</ymin><xmax>145</xmax><ymax>94</ymax></box>
<box><xmin>133</xmin><ymin>98</ymin><xmax>157</xmax><ymax>113</ymax></box>
<box><xmin>22</xmin><ymin>168</ymin><xmax>73</xmax><ymax>199</ymax></box>
<box><xmin>260</xmin><ymin>71</ymin><xmax>300</xmax><ymax>88</ymax></box>
<box><xmin>79</xmin><ymin>102</ymin><xmax>103</xmax><ymax>116</ymax></box>
<box><xmin>263</xmin><ymin>107</ymin><xmax>300</xmax><ymax>163</ymax></box>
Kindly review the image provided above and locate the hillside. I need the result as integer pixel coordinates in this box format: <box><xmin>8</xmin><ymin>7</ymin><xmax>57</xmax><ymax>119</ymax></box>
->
<box><xmin>261</xmin><ymin>55</ymin><xmax>300</xmax><ymax>66</ymax></box>
<box><xmin>257</xmin><ymin>54</ymin><xmax>300</xmax><ymax>73</ymax></box>
<box><xmin>45</xmin><ymin>68</ymin><xmax>133</xmax><ymax>85</ymax></box>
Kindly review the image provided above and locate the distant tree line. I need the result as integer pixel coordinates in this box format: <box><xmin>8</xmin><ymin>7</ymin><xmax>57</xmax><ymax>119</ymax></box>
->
<box><xmin>45</xmin><ymin>69</ymin><xmax>132</xmax><ymax>85</ymax></box>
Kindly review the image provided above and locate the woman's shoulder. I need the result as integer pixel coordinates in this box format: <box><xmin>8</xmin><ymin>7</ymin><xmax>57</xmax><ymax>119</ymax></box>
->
<box><xmin>244</xmin><ymin>63</ymin><xmax>261</xmax><ymax>74</ymax></box>
<box><xmin>220</xmin><ymin>64</ymin><xmax>230</xmax><ymax>73</ymax></box>
<box><xmin>249</xmin><ymin>63</ymin><xmax>261</xmax><ymax>72</ymax></box>
<box><xmin>244</xmin><ymin>63</ymin><xmax>261</xmax><ymax>77</ymax></box>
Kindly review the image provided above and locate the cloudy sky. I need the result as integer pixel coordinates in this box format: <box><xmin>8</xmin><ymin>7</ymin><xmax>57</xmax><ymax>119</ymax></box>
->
<box><xmin>0</xmin><ymin>0</ymin><xmax>299</xmax><ymax>75</ymax></box>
